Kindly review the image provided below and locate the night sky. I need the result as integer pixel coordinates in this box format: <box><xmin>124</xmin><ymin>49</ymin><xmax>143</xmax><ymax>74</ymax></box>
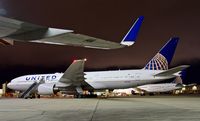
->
<box><xmin>0</xmin><ymin>0</ymin><xmax>199</xmax><ymax>84</ymax></box>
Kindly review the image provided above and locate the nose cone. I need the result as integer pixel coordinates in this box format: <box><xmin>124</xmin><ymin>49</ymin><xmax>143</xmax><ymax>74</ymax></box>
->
<box><xmin>7</xmin><ymin>83</ymin><xmax>14</xmax><ymax>90</ymax></box>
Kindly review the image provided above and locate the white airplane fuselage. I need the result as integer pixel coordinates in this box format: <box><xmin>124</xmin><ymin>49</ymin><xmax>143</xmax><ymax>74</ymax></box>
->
<box><xmin>137</xmin><ymin>83</ymin><xmax>181</xmax><ymax>93</ymax></box>
<box><xmin>8</xmin><ymin>69</ymin><xmax>175</xmax><ymax>91</ymax></box>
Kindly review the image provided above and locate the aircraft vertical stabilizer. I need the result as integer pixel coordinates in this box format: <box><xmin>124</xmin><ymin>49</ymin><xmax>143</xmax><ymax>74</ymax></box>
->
<box><xmin>144</xmin><ymin>37</ymin><xmax>179</xmax><ymax>70</ymax></box>
<box><xmin>120</xmin><ymin>16</ymin><xmax>144</xmax><ymax>46</ymax></box>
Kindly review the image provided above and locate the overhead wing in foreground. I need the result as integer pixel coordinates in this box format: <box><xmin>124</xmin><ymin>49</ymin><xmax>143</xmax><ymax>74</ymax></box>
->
<box><xmin>0</xmin><ymin>16</ymin><xmax>144</xmax><ymax>49</ymax></box>
<box><xmin>0</xmin><ymin>16</ymin><xmax>72</xmax><ymax>40</ymax></box>
<box><xmin>30</xmin><ymin>16</ymin><xmax>144</xmax><ymax>49</ymax></box>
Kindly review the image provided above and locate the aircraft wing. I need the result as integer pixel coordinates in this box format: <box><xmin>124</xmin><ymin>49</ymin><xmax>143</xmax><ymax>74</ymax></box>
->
<box><xmin>58</xmin><ymin>59</ymin><xmax>85</xmax><ymax>86</ymax></box>
<box><xmin>30</xmin><ymin>33</ymin><xmax>125</xmax><ymax>49</ymax></box>
<box><xmin>0</xmin><ymin>16</ymin><xmax>144</xmax><ymax>49</ymax></box>
<box><xmin>154</xmin><ymin>65</ymin><xmax>190</xmax><ymax>77</ymax></box>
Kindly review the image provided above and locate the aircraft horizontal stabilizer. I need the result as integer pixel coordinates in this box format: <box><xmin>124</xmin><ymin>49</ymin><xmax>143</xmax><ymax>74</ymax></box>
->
<box><xmin>154</xmin><ymin>65</ymin><xmax>190</xmax><ymax>77</ymax></box>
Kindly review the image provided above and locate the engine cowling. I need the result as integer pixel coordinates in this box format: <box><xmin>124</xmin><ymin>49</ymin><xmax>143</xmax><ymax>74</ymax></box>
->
<box><xmin>38</xmin><ymin>83</ymin><xmax>58</xmax><ymax>95</ymax></box>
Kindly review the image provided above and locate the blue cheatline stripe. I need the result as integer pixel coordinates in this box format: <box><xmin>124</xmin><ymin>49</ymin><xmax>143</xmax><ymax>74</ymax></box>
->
<box><xmin>123</xmin><ymin>16</ymin><xmax>144</xmax><ymax>42</ymax></box>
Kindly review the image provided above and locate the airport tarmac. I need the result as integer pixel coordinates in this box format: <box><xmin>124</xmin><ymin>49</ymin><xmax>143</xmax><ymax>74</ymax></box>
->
<box><xmin>0</xmin><ymin>96</ymin><xmax>200</xmax><ymax>121</ymax></box>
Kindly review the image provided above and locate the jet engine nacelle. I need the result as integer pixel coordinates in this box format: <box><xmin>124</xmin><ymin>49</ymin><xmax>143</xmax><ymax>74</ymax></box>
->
<box><xmin>38</xmin><ymin>83</ymin><xmax>58</xmax><ymax>95</ymax></box>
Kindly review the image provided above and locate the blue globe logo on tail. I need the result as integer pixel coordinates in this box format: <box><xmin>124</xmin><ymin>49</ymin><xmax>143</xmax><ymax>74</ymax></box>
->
<box><xmin>144</xmin><ymin>37</ymin><xmax>179</xmax><ymax>70</ymax></box>
<box><xmin>145</xmin><ymin>53</ymin><xmax>168</xmax><ymax>70</ymax></box>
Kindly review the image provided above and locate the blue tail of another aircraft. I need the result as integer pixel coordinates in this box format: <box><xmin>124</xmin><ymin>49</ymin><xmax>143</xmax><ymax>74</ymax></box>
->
<box><xmin>172</xmin><ymin>69</ymin><xmax>188</xmax><ymax>87</ymax></box>
<box><xmin>144</xmin><ymin>37</ymin><xmax>179</xmax><ymax>70</ymax></box>
<box><xmin>120</xmin><ymin>16</ymin><xmax>144</xmax><ymax>46</ymax></box>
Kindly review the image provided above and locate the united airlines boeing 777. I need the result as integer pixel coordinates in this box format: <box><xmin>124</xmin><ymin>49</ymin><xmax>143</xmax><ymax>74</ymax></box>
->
<box><xmin>7</xmin><ymin>37</ymin><xmax>189</xmax><ymax>98</ymax></box>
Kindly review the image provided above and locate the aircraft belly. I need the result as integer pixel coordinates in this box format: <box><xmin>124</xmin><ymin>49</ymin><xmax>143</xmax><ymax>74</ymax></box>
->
<box><xmin>144</xmin><ymin>85</ymin><xmax>177</xmax><ymax>93</ymax></box>
<box><xmin>87</xmin><ymin>80</ymin><xmax>138</xmax><ymax>89</ymax></box>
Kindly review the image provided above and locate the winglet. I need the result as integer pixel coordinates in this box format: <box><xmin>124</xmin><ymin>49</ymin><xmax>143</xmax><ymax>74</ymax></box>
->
<box><xmin>120</xmin><ymin>16</ymin><xmax>144</xmax><ymax>46</ymax></box>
